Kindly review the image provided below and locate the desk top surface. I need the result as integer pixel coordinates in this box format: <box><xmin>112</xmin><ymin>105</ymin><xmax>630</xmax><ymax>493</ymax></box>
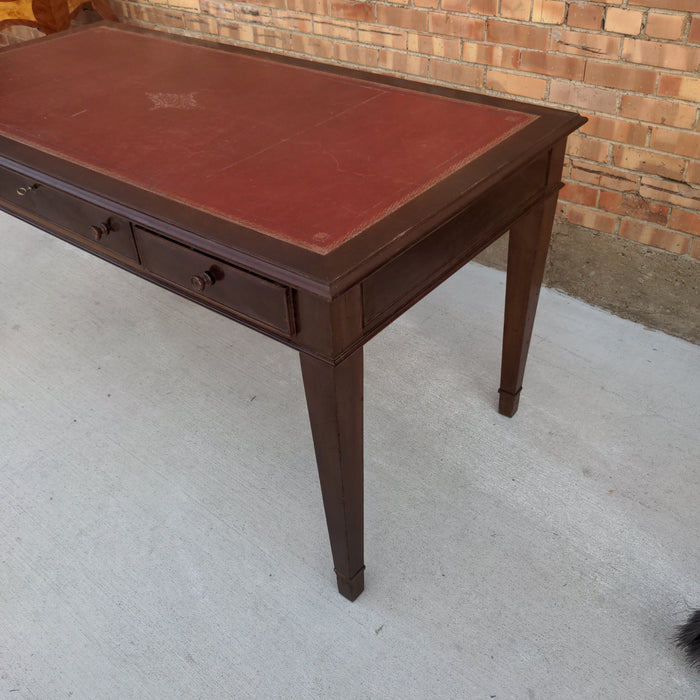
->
<box><xmin>0</xmin><ymin>25</ymin><xmax>537</xmax><ymax>254</ymax></box>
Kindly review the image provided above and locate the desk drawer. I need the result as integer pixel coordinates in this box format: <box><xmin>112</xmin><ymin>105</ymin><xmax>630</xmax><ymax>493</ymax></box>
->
<box><xmin>134</xmin><ymin>227</ymin><xmax>295</xmax><ymax>336</ymax></box>
<box><xmin>31</xmin><ymin>183</ymin><xmax>138</xmax><ymax>262</ymax></box>
<box><xmin>0</xmin><ymin>163</ymin><xmax>39</xmax><ymax>211</ymax></box>
<box><xmin>0</xmin><ymin>163</ymin><xmax>138</xmax><ymax>261</ymax></box>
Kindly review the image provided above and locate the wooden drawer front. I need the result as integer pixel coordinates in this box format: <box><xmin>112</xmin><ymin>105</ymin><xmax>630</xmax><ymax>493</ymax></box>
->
<box><xmin>30</xmin><ymin>183</ymin><xmax>138</xmax><ymax>262</ymax></box>
<box><xmin>362</xmin><ymin>152</ymin><xmax>550</xmax><ymax>327</ymax></box>
<box><xmin>0</xmin><ymin>163</ymin><xmax>39</xmax><ymax>212</ymax></box>
<box><xmin>134</xmin><ymin>227</ymin><xmax>294</xmax><ymax>337</ymax></box>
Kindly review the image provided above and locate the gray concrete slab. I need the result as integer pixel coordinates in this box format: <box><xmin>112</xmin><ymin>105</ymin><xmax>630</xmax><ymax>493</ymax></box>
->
<box><xmin>0</xmin><ymin>211</ymin><xmax>698</xmax><ymax>699</ymax></box>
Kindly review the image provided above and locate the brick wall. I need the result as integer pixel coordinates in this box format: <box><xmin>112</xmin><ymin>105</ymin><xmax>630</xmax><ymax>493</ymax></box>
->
<box><xmin>2</xmin><ymin>1</ymin><xmax>699</xmax><ymax>263</ymax></box>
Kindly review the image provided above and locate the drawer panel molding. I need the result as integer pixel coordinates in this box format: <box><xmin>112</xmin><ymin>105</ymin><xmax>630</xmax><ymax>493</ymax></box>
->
<box><xmin>134</xmin><ymin>226</ymin><xmax>295</xmax><ymax>337</ymax></box>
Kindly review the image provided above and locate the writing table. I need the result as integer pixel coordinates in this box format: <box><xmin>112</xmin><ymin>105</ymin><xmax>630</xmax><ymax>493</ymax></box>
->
<box><xmin>0</xmin><ymin>24</ymin><xmax>585</xmax><ymax>600</ymax></box>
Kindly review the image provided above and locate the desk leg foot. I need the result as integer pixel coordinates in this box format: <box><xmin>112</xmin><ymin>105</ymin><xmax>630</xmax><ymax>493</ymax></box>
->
<box><xmin>300</xmin><ymin>349</ymin><xmax>364</xmax><ymax>601</ymax></box>
<box><xmin>498</xmin><ymin>387</ymin><xmax>521</xmax><ymax>417</ymax></box>
<box><xmin>335</xmin><ymin>566</ymin><xmax>365</xmax><ymax>601</ymax></box>
<box><xmin>499</xmin><ymin>193</ymin><xmax>558</xmax><ymax>417</ymax></box>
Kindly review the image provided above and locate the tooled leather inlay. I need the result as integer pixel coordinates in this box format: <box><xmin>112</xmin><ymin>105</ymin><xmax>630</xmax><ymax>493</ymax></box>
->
<box><xmin>0</xmin><ymin>26</ymin><xmax>536</xmax><ymax>253</ymax></box>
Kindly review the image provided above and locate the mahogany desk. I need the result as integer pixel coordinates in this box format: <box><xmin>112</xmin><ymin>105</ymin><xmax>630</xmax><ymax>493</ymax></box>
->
<box><xmin>0</xmin><ymin>24</ymin><xmax>585</xmax><ymax>600</ymax></box>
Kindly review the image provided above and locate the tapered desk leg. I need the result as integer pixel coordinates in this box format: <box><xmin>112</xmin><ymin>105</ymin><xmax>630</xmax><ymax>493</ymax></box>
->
<box><xmin>300</xmin><ymin>348</ymin><xmax>364</xmax><ymax>601</ymax></box>
<box><xmin>499</xmin><ymin>193</ymin><xmax>558</xmax><ymax>417</ymax></box>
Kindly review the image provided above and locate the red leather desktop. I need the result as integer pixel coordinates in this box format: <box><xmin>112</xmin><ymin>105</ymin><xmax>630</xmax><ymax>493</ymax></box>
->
<box><xmin>0</xmin><ymin>26</ymin><xmax>535</xmax><ymax>253</ymax></box>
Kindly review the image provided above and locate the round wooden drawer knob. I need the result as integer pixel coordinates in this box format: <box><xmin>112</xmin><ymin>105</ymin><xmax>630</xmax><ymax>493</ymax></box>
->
<box><xmin>91</xmin><ymin>222</ymin><xmax>112</xmax><ymax>241</ymax></box>
<box><xmin>191</xmin><ymin>271</ymin><xmax>215</xmax><ymax>291</ymax></box>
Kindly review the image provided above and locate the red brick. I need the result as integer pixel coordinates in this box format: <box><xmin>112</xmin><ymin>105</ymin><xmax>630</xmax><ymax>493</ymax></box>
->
<box><xmin>313</xmin><ymin>18</ymin><xmax>357</xmax><ymax>40</ymax></box>
<box><xmin>584</xmin><ymin>60</ymin><xmax>657</xmax><ymax>93</ymax></box>
<box><xmin>334</xmin><ymin>42</ymin><xmax>379</xmax><ymax>67</ymax></box>
<box><xmin>628</xmin><ymin>0</ymin><xmax>696</xmax><ymax>11</ymax></box>
<box><xmin>565</xmin><ymin>203</ymin><xmax>618</xmax><ymax>233</ymax></box>
<box><xmin>429</xmin><ymin>13</ymin><xmax>485</xmax><ymax>39</ymax></box>
<box><xmin>270</xmin><ymin>10</ymin><xmax>313</xmax><ymax>32</ymax></box>
<box><xmin>408</xmin><ymin>33</ymin><xmax>461</xmax><ymax>59</ymax></box>
<box><xmin>183</xmin><ymin>14</ymin><xmax>218</xmax><ymax>34</ymax></box>
<box><xmin>441</xmin><ymin>0</ymin><xmax>468</xmax><ymax>11</ymax></box>
<box><xmin>287</xmin><ymin>0</ymin><xmax>327</xmax><ymax>13</ymax></box>
<box><xmin>252</xmin><ymin>26</ymin><xmax>293</xmax><ymax>50</ymax></box>
<box><xmin>599</xmin><ymin>191</ymin><xmax>669</xmax><ymax>224</ymax></box>
<box><xmin>200</xmin><ymin>0</ymin><xmax>235</xmax><ymax>19</ymax></box>
<box><xmin>621</xmin><ymin>38</ymin><xmax>700</xmax><ymax>71</ymax></box>
<box><xmin>414</xmin><ymin>0</ymin><xmax>440</xmax><ymax>8</ymax></box>
<box><xmin>485</xmin><ymin>69</ymin><xmax>547</xmax><ymax>99</ymax></box>
<box><xmin>500</xmin><ymin>0</ymin><xmax>530</xmax><ymax>21</ymax></box>
<box><xmin>645</xmin><ymin>12</ymin><xmax>686</xmax><ymax>40</ymax></box>
<box><xmin>291</xmin><ymin>33</ymin><xmax>334</xmax><ymax>58</ymax></box>
<box><xmin>471</xmin><ymin>0</ymin><xmax>498</xmax><ymax>14</ymax></box>
<box><xmin>687</xmin><ymin>161</ymin><xmax>700</xmax><ymax>186</ymax></box>
<box><xmin>357</xmin><ymin>24</ymin><xmax>406</xmax><ymax>49</ymax></box>
<box><xmin>657</xmin><ymin>74</ymin><xmax>700</xmax><ymax>102</ymax></box>
<box><xmin>619</xmin><ymin>95</ymin><xmax>697</xmax><ymax>129</ymax></box>
<box><xmin>613</xmin><ymin>146</ymin><xmax>686</xmax><ymax>180</ymax></box>
<box><xmin>329</xmin><ymin>1</ymin><xmax>375</xmax><ymax>22</ymax></box>
<box><xmin>519</xmin><ymin>49</ymin><xmax>585</xmax><ymax>80</ymax></box>
<box><xmin>122</xmin><ymin>5</ymin><xmax>140</xmax><ymax>21</ymax></box>
<box><xmin>580</xmin><ymin>115</ymin><xmax>648</xmax><ymax>147</ymax></box>
<box><xmin>604</xmin><ymin>8</ymin><xmax>644</xmax><ymax>35</ymax></box>
<box><xmin>561</xmin><ymin>158</ymin><xmax>571</xmax><ymax>180</ymax></box>
<box><xmin>619</xmin><ymin>219</ymin><xmax>690</xmax><ymax>254</ymax></box>
<box><xmin>566</xmin><ymin>134</ymin><xmax>610</xmax><ymax>162</ymax></box>
<box><xmin>233</xmin><ymin>5</ymin><xmax>273</xmax><ymax>21</ymax></box>
<box><xmin>378</xmin><ymin>49</ymin><xmax>429</xmax><ymax>76</ymax></box>
<box><xmin>487</xmin><ymin>20</ymin><xmax>550</xmax><ymax>49</ymax></box>
<box><xmin>669</xmin><ymin>208</ymin><xmax>700</xmax><ymax>236</ymax></box>
<box><xmin>140</xmin><ymin>7</ymin><xmax>185</xmax><ymax>27</ymax></box>
<box><xmin>531</xmin><ymin>0</ymin><xmax>566</xmax><ymax>25</ymax></box>
<box><xmin>649</xmin><ymin>127</ymin><xmax>700</xmax><ymax>159</ymax></box>
<box><xmin>550</xmin><ymin>29</ymin><xmax>620</xmax><ymax>58</ymax></box>
<box><xmin>170</xmin><ymin>0</ymin><xmax>201</xmax><ymax>11</ymax></box>
<box><xmin>561</xmin><ymin>181</ymin><xmax>599</xmax><ymax>207</ymax></box>
<box><xmin>689</xmin><ymin>238</ymin><xmax>700</xmax><ymax>261</ymax></box>
<box><xmin>570</xmin><ymin>162</ymin><xmax>638</xmax><ymax>192</ymax></box>
<box><xmin>690</xmin><ymin>16</ymin><xmax>700</xmax><ymax>44</ymax></box>
<box><xmin>640</xmin><ymin>177</ymin><xmax>699</xmax><ymax>209</ymax></box>
<box><xmin>464</xmin><ymin>42</ymin><xmax>520</xmax><ymax>68</ymax></box>
<box><xmin>376</xmin><ymin>6</ymin><xmax>428</xmax><ymax>32</ymax></box>
<box><xmin>566</xmin><ymin>4</ymin><xmax>603</xmax><ymax>30</ymax></box>
<box><xmin>249</xmin><ymin>0</ymin><xmax>288</xmax><ymax>8</ymax></box>
<box><xmin>549</xmin><ymin>81</ymin><xmax>618</xmax><ymax>115</ymax></box>
<box><xmin>218</xmin><ymin>21</ymin><xmax>255</xmax><ymax>42</ymax></box>
<box><xmin>430</xmin><ymin>59</ymin><xmax>484</xmax><ymax>88</ymax></box>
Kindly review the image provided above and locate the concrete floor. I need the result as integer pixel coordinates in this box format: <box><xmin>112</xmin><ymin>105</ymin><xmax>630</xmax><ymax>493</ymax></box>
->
<box><xmin>0</xmin><ymin>211</ymin><xmax>698</xmax><ymax>699</ymax></box>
